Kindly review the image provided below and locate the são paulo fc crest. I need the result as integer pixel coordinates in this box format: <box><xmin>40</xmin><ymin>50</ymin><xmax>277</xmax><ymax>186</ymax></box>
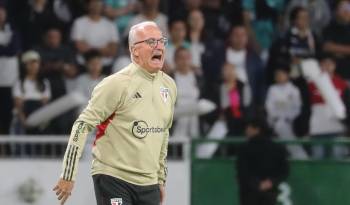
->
<box><xmin>160</xmin><ymin>87</ymin><xmax>169</xmax><ymax>103</ymax></box>
<box><xmin>111</xmin><ymin>198</ymin><xmax>122</xmax><ymax>205</ymax></box>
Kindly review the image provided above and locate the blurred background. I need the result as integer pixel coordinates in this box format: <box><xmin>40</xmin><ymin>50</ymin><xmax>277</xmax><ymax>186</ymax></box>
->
<box><xmin>1</xmin><ymin>0</ymin><xmax>350</xmax><ymax>204</ymax></box>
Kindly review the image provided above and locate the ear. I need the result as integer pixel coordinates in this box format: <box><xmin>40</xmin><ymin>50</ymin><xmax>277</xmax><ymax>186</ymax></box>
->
<box><xmin>132</xmin><ymin>46</ymin><xmax>139</xmax><ymax>57</ymax></box>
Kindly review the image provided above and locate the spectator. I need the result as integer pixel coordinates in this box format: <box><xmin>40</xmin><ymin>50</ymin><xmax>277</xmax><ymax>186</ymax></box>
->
<box><xmin>0</xmin><ymin>5</ymin><xmax>21</xmax><ymax>134</ymax></box>
<box><xmin>267</xmin><ymin>7</ymin><xmax>319</xmax><ymax>136</ymax></box>
<box><xmin>35</xmin><ymin>27</ymin><xmax>75</xmax><ymax>100</ymax></box>
<box><xmin>187</xmin><ymin>9</ymin><xmax>205</xmax><ymax>70</ymax></box>
<box><xmin>201</xmin><ymin>0</ymin><xmax>232</xmax><ymax>40</ymax></box>
<box><xmin>268</xmin><ymin>6</ymin><xmax>319</xmax><ymax>80</ymax></box>
<box><xmin>236</xmin><ymin>118</ymin><xmax>289</xmax><ymax>205</ymax></box>
<box><xmin>71</xmin><ymin>0</ymin><xmax>119</xmax><ymax>71</ymax></box>
<box><xmin>172</xmin><ymin>47</ymin><xmax>201</xmax><ymax>138</ymax></box>
<box><xmin>125</xmin><ymin>0</ymin><xmax>168</xmax><ymax>37</ymax></box>
<box><xmin>12</xmin><ymin>0</ymin><xmax>62</xmax><ymax>50</ymax></box>
<box><xmin>220</xmin><ymin>63</ymin><xmax>245</xmax><ymax>137</ymax></box>
<box><xmin>165</xmin><ymin>20</ymin><xmax>190</xmax><ymax>73</ymax></box>
<box><xmin>283</xmin><ymin>0</ymin><xmax>331</xmax><ymax>36</ymax></box>
<box><xmin>76</xmin><ymin>50</ymin><xmax>105</xmax><ymax>100</ymax></box>
<box><xmin>167</xmin><ymin>0</ymin><xmax>202</xmax><ymax>22</ymax></box>
<box><xmin>242</xmin><ymin>0</ymin><xmax>286</xmax><ymax>57</ymax></box>
<box><xmin>104</xmin><ymin>0</ymin><xmax>139</xmax><ymax>37</ymax></box>
<box><xmin>226</xmin><ymin>25</ymin><xmax>265</xmax><ymax>110</ymax></box>
<box><xmin>286</xmin><ymin>6</ymin><xmax>319</xmax><ymax>68</ymax></box>
<box><xmin>323</xmin><ymin>0</ymin><xmax>350</xmax><ymax>81</ymax></box>
<box><xmin>308</xmin><ymin>54</ymin><xmax>349</xmax><ymax>159</ymax></box>
<box><xmin>12</xmin><ymin>51</ymin><xmax>51</xmax><ymax>134</ymax></box>
<box><xmin>35</xmin><ymin>27</ymin><xmax>77</xmax><ymax>134</ymax></box>
<box><xmin>265</xmin><ymin>67</ymin><xmax>308</xmax><ymax>159</ymax></box>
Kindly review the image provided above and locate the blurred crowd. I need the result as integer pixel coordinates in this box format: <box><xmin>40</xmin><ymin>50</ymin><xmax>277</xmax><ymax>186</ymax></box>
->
<box><xmin>0</xmin><ymin>0</ymin><xmax>350</xmax><ymax>159</ymax></box>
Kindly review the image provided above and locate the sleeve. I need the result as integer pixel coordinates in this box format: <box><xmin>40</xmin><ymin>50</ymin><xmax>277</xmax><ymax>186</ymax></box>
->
<box><xmin>60</xmin><ymin>121</ymin><xmax>94</xmax><ymax>181</ymax></box>
<box><xmin>157</xmin><ymin>129</ymin><xmax>169</xmax><ymax>185</ymax></box>
<box><xmin>43</xmin><ymin>79</ymin><xmax>51</xmax><ymax>99</ymax></box>
<box><xmin>158</xmin><ymin>80</ymin><xmax>177</xmax><ymax>185</ymax></box>
<box><xmin>70</xmin><ymin>18</ymin><xmax>83</xmax><ymax>41</ymax></box>
<box><xmin>60</xmin><ymin>75</ymin><xmax>127</xmax><ymax>181</ymax></box>
<box><xmin>109</xmin><ymin>21</ymin><xmax>119</xmax><ymax>43</ymax></box>
<box><xmin>12</xmin><ymin>80</ymin><xmax>22</xmax><ymax>98</ymax></box>
<box><xmin>265</xmin><ymin>86</ymin><xmax>276</xmax><ymax>120</ymax></box>
<box><xmin>286</xmin><ymin>87</ymin><xmax>301</xmax><ymax>120</ymax></box>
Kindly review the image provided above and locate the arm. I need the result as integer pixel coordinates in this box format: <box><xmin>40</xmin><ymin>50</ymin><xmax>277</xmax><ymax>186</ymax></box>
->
<box><xmin>99</xmin><ymin>42</ymin><xmax>118</xmax><ymax>57</ymax></box>
<box><xmin>323</xmin><ymin>42</ymin><xmax>350</xmax><ymax>56</ymax></box>
<box><xmin>158</xmin><ymin>129</ymin><xmax>169</xmax><ymax>205</ymax></box>
<box><xmin>53</xmin><ymin>75</ymin><xmax>126</xmax><ymax>204</ymax></box>
<box><xmin>74</xmin><ymin>40</ymin><xmax>91</xmax><ymax>54</ymax></box>
<box><xmin>158</xmin><ymin>80</ymin><xmax>177</xmax><ymax>204</ymax></box>
<box><xmin>286</xmin><ymin>88</ymin><xmax>301</xmax><ymax>120</ymax></box>
<box><xmin>53</xmin><ymin>121</ymin><xmax>94</xmax><ymax>204</ymax></box>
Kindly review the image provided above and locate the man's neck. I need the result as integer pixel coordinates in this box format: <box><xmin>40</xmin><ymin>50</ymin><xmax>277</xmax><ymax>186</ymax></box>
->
<box><xmin>143</xmin><ymin>9</ymin><xmax>158</xmax><ymax>19</ymax></box>
<box><xmin>88</xmin><ymin>14</ymin><xmax>101</xmax><ymax>21</ymax></box>
<box><xmin>133</xmin><ymin>61</ymin><xmax>158</xmax><ymax>74</ymax></box>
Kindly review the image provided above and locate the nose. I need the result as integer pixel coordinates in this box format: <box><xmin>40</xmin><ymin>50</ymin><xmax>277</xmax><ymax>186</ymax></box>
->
<box><xmin>154</xmin><ymin>40</ymin><xmax>165</xmax><ymax>50</ymax></box>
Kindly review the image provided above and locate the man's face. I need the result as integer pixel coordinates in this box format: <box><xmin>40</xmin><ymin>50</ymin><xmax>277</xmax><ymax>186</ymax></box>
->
<box><xmin>88</xmin><ymin>0</ymin><xmax>103</xmax><ymax>15</ymax></box>
<box><xmin>245</xmin><ymin>125</ymin><xmax>260</xmax><ymax>139</ymax></box>
<box><xmin>295</xmin><ymin>10</ymin><xmax>309</xmax><ymax>30</ymax></box>
<box><xmin>87</xmin><ymin>57</ymin><xmax>102</xmax><ymax>75</ymax></box>
<box><xmin>320</xmin><ymin>58</ymin><xmax>336</xmax><ymax>75</ymax></box>
<box><xmin>46</xmin><ymin>29</ymin><xmax>61</xmax><ymax>48</ymax></box>
<box><xmin>222</xmin><ymin>63</ymin><xmax>236</xmax><ymax>82</ymax></box>
<box><xmin>337</xmin><ymin>1</ymin><xmax>350</xmax><ymax>23</ymax></box>
<box><xmin>132</xmin><ymin>26</ymin><xmax>166</xmax><ymax>72</ymax></box>
<box><xmin>175</xmin><ymin>49</ymin><xmax>192</xmax><ymax>72</ymax></box>
<box><xmin>144</xmin><ymin>0</ymin><xmax>159</xmax><ymax>8</ymax></box>
<box><xmin>188</xmin><ymin>10</ymin><xmax>204</xmax><ymax>31</ymax></box>
<box><xmin>0</xmin><ymin>7</ymin><xmax>7</xmax><ymax>25</ymax></box>
<box><xmin>170</xmin><ymin>21</ymin><xmax>187</xmax><ymax>42</ymax></box>
<box><xmin>230</xmin><ymin>26</ymin><xmax>248</xmax><ymax>50</ymax></box>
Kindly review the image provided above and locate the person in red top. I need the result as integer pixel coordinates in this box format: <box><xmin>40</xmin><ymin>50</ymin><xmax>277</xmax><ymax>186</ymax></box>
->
<box><xmin>308</xmin><ymin>53</ymin><xmax>349</xmax><ymax>159</ymax></box>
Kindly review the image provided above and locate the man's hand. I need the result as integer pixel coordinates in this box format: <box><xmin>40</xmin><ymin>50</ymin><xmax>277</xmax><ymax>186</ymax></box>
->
<box><xmin>259</xmin><ymin>179</ymin><xmax>273</xmax><ymax>192</ymax></box>
<box><xmin>159</xmin><ymin>184</ymin><xmax>165</xmax><ymax>205</ymax></box>
<box><xmin>53</xmin><ymin>179</ymin><xmax>75</xmax><ymax>205</ymax></box>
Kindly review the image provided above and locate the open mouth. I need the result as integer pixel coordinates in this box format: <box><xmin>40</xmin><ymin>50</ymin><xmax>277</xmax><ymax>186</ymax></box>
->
<box><xmin>151</xmin><ymin>54</ymin><xmax>162</xmax><ymax>61</ymax></box>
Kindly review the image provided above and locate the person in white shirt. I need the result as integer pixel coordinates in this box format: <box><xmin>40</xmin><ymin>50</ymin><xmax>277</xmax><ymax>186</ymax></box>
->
<box><xmin>165</xmin><ymin>20</ymin><xmax>191</xmax><ymax>73</ymax></box>
<box><xmin>76</xmin><ymin>50</ymin><xmax>105</xmax><ymax>100</ymax></box>
<box><xmin>12</xmin><ymin>51</ymin><xmax>51</xmax><ymax>134</ymax></box>
<box><xmin>172</xmin><ymin>46</ymin><xmax>201</xmax><ymax>138</ymax></box>
<box><xmin>71</xmin><ymin>0</ymin><xmax>119</xmax><ymax>68</ymax></box>
<box><xmin>187</xmin><ymin>9</ymin><xmax>205</xmax><ymax>69</ymax></box>
<box><xmin>265</xmin><ymin>68</ymin><xmax>308</xmax><ymax>159</ymax></box>
<box><xmin>225</xmin><ymin>25</ymin><xmax>265</xmax><ymax>108</ymax></box>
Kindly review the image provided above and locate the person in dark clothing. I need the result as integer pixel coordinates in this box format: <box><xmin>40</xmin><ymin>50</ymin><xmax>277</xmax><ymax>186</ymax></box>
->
<box><xmin>323</xmin><ymin>0</ymin><xmax>350</xmax><ymax>81</ymax></box>
<box><xmin>236</xmin><ymin>119</ymin><xmax>289</xmax><ymax>205</ymax></box>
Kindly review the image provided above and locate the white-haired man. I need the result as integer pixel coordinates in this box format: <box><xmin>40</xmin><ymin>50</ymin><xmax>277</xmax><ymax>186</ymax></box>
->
<box><xmin>53</xmin><ymin>21</ymin><xmax>177</xmax><ymax>205</ymax></box>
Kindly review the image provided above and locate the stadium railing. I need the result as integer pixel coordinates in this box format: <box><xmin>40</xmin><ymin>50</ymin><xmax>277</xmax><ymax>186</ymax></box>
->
<box><xmin>0</xmin><ymin>135</ymin><xmax>190</xmax><ymax>160</ymax></box>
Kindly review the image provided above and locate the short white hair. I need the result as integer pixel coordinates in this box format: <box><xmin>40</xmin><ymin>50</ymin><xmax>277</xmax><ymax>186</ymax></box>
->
<box><xmin>128</xmin><ymin>21</ymin><xmax>159</xmax><ymax>48</ymax></box>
